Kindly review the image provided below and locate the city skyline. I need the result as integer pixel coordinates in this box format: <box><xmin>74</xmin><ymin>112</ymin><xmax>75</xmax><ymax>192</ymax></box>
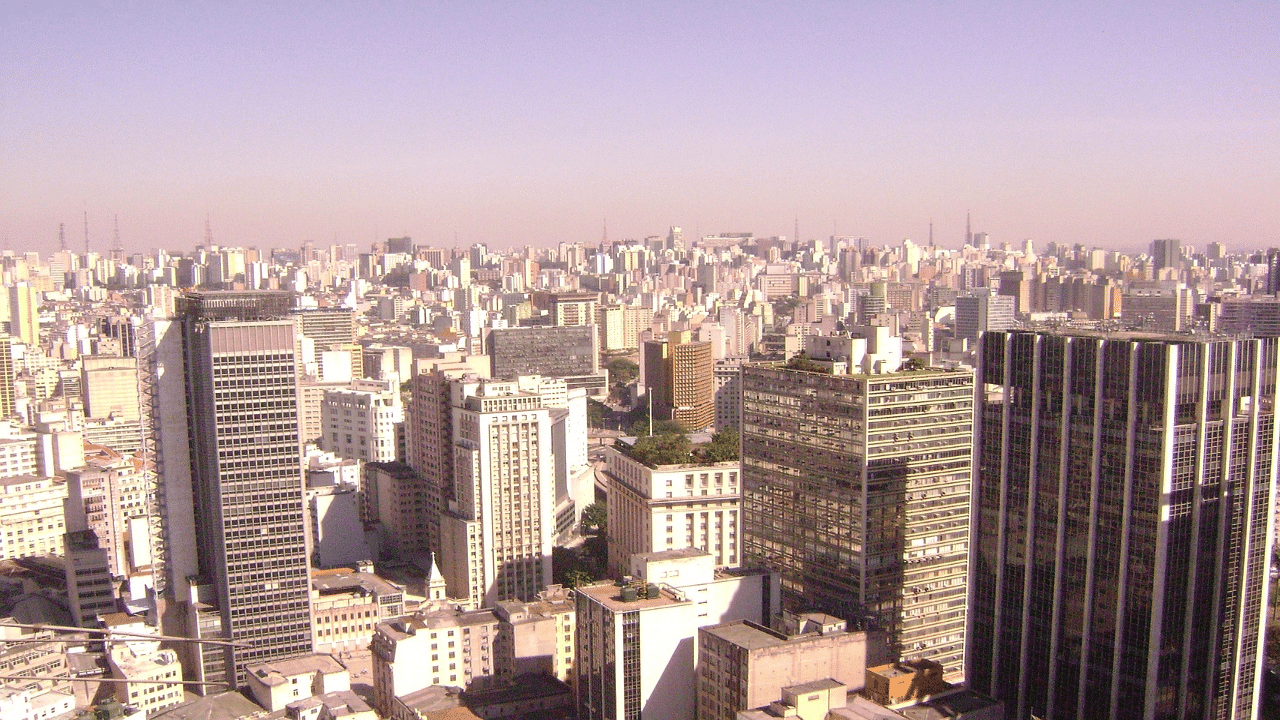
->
<box><xmin>4</xmin><ymin>3</ymin><xmax>1278</xmax><ymax>253</ymax></box>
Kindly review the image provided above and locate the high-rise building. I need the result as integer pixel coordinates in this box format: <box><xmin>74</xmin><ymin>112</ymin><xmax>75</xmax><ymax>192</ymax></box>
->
<box><xmin>643</xmin><ymin>331</ymin><xmax>714</xmax><ymax>431</ymax></box>
<box><xmin>970</xmin><ymin>330</ymin><xmax>1276</xmax><ymax>720</ymax></box>
<box><xmin>740</xmin><ymin>331</ymin><xmax>973</xmax><ymax>681</ymax></box>
<box><xmin>955</xmin><ymin>292</ymin><xmax>1015</xmax><ymax>343</ymax></box>
<box><xmin>439</xmin><ymin>377</ymin><xmax>556</xmax><ymax>606</ymax></box>
<box><xmin>321</xmin><ymin>378</ymin><xmax>405</xmax><ymax>463</ymax></box>
<box><xmin>603</xmin><ymin>446</ymin><xmax>740</xmax><ymax>576</ymax></box>
<box><xmin>80</xmin><ymin>355</ymin><xmax>141</xmax><ymax>421</ymax></box>
<box><xmin>176</xmin><ymin>291</ymin><xmax>314</xmax><ymax>687</ymax></box>
<box><xmin>0</xmin><ymin>334</ymin><xmax>14</xmax><ymax>418</ymax></box>
<box><xmin>1150</xmin><ymin>237</ymin><xmax>1182</xmax><ymax>272</ymax></box>
<box><xmin>7</xmin><ymin>283</ymin><xmax>40</xmax><ymax>346</ymax></box>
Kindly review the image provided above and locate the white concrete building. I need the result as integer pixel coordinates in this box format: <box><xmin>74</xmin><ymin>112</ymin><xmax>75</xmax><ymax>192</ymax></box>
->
<box><xmin>245</xmin><ymin>654</ymin><xmax>351</xmax><ymax>712</ymax></box>
<box><xmin>108</xmin><ymin>645</ymin><xmax>184</xmax><ymax>716</ymax></box>
<box><xmin>604</xmin><ymin>447</ymin><xmax>740</xmax><ymax>576</ymax></box>
<box><xmin>575</xmin><ymin>549</ymin><xmax>778</xmax><ymax>720</ymax></box>
<box><xmin>440</xmin><ymin>378</ymin><xmax>555</xmax><ymax>607</ymax></box>
<box><xmin>322</xmin><ymin>378</ymin><xmax>405</xmax><ymax>463</ymax></box>
<box><xmin>0</xmin><ymin>475</ymin><xmax>66</xmax><ymax>560</ymax></box>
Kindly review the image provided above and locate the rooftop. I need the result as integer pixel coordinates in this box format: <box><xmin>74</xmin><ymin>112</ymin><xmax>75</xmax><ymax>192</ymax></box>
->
<box><xmin>575</xmin><ymin>581</ymin><xmax>686</xmax><ymax>612</ymax></box>
<box><xmin>246</xmin><ymin>653</ymin><xmax>346</xmax><ymax>685</ymax></box>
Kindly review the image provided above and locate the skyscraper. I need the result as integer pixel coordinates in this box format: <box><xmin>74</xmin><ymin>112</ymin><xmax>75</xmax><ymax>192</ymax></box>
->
<box><xmin>970</xmin><ymin>330</ymin><xmax>1276</xmax><ymax>720</ymax></box>
<box><xmin>1150</xmin><ymin>237</ymin><xmax>1182</xmax><ymax>273</ymax></box>
<box><xmin>439</xmin><ymin>377</ymin><xmax>555</xmax><ymax>606</ymax></box>
<box><xmin>740</xmin><ymin>329</ymin><xmax>974</xmax><ymax>680</ymax></box>
<box><xmin>177</xmin><ymin>291</ymin><xmax>314</xmax><ymax>687</ymax></box>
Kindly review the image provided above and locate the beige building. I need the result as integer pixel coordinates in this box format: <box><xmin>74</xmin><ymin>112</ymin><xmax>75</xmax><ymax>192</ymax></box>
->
<box><xmin>0</xmin><ymin>434</ymin><xmax>39</xmax><ymax>479</ymax></box>
<box><xmin>643</xmin><ymin>331</ymin><xmax>714</xmax><ymax>431</ymax></box>
<box><xmin>549</xmin><ymin>292</ymin><xmax>599</xmax><ymax>327</ymax></box>
<box><xmin>310</xmin><ymin>569</ymin><xmax>405</xmax><ymax>655</ymax></box>
<box><xmin>0</xmin><ymin>475</ymin><xmax>67</xmax><ymax>560</ymax></box>
<box><xmin>322</xmin><ymin>378</ymin><xmax>405</xmax><ymax>463</ymax></box>
<box><xmin>440</xmin><ymin>378</ymin><xmax>555</xmax><ymax>607</ymax></box>
<box><xmin>370</xmin><ymin>606</ymin><xmax>501</xmax><ymax>715</ymax></box>
<box><xmin>604</xmin><ymin>447</ymin><xmax>740</xmax><ymax>576</ymax></box>
<box><xmin>63</xmin><ymin>447</ymin><xmax>148</xmax><ymax>578</ymax></box>
<box><xmin>364</xmin><ymin>462</ymin><xmax>429</xmax><ymax>561</ymax></box>
<box><xmin>245</xmin><ymin>654</ymin><xmax>351</xmax><ymax>712</ymax></box>
<box><xmin>697</xmin><ymin>613</ymin><xmax>889</xmax><ymax>720</ymax></box>
<box><xmin>80</xmin><ymin>355</ymin><xmax>140</xmax><ymax>421</ymax></box>
<box><xmin>108</xmin><ymin>645</ymin><xmax>184</xmax><ymax>716</ymax></box>
<box><xmin>492</xmin><ymin>584</ymin><xmax>576</xmax><ymax>686</ymax></box>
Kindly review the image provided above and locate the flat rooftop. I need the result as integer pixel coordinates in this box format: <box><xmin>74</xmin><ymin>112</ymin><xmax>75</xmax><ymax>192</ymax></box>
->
<box><xmin>575</xmin><ymin>581</ymin><xmax>686</xmax><ymax>612</ymax></box>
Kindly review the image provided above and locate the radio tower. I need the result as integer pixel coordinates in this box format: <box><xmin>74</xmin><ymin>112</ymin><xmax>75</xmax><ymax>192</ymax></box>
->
<box><xmin>58</xmin><ymin>223</ymin><xmax>66</xmax><ymax>252</ymax></box>
<box><xmin>204</xmin><ymin>214</ymin><xmax>213</xmax><ymax>248</ymax></box>
<box><xmin>83</xmin><ymin>211</ymin><xmax>90</xmax><ymax>256</ymax></box>
<box><xmin>110</xmin><ymin>215</ymin><xmax>124</xmax><ymax>262</ymax></box>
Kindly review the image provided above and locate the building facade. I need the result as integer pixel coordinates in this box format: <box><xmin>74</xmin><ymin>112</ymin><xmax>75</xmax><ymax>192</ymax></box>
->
<box><xmin>643</xmin><ymin>331</ymin><xmax>714</xmax><ymax>431</ymax></box>
<box><xmin>178</xmin><ymin>291</ymin><xmax>315</xmax><ymax>687</ymax></box>
<box><xmin>603</xmin><ymin>447</ymin><xmax>740</xmax><ymax>576</ymax></box>
<box><xmin>322</xmin><ymin>378</ymin><xmax>405</xmax><ymax>463</ymax></box>
<box><xmin>740</xmin><ymin>358</ymin><xmax>973</xmax><ymax>681</ymax></box>
<box><xmin>970</xmin><ymin>330</ymin><xmax>1277</xmax><ymax>720</ymax></box>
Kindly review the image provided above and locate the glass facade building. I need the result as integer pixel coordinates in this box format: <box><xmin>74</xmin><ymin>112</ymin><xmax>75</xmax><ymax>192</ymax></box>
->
<box><xmin>970</xmin><ymin>330</ymin><xmax>1276</xmax><ymax>720</ymax></box>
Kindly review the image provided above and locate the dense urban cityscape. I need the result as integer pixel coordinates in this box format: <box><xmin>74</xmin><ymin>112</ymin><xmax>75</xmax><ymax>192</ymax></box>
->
<box><xmin>0</xmin><ymin>229</ymin><xmax>1275</xmax><ymax>720</ymax></box>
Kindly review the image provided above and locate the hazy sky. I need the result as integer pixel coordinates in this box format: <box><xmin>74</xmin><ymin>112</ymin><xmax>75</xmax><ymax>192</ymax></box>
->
<box><xmin>3</xmin><ymin>2</ymin><xmax>1278</xmax><ymax>254</ymax></box>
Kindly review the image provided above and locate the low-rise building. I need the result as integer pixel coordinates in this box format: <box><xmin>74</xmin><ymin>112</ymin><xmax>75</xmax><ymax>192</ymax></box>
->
<box><xmin>311</xmin><ymin>570</ymin><xmax>405</xmax><ymax>655</ymax></box>
<box><xmin>697</xmin><ymin>613</ymin><xmax>889</xmax><ymax>720</ymax></box>
<box><xmin>245</xmin><ymin>654</ymin><xmax>351</xmax><ymax>713</ymax></box>
<box><xmin>575</xmin><ymin>549</ymin><xmax>777</xmax><ymax>720</ymax></box>
<box><xmin>371</xmin><ymin>607</ymin><xmax>500</xmax><ymax>715</ymax></box>
<box><xmin>491</xmin><ymin>585</ymin><xmax>575</xmax><ymax>686</ymax></box>
<box><xmin>107</xmin><ymin>645</ymin><xmax>184</xmax><ymax>716</ymax></box>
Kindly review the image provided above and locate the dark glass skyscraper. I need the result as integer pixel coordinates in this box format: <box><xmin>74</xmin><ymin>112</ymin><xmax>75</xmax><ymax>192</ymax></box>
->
<box><xmin>970</xmin><ymin>330</ymin><xmax>1275</xmax><ymax>720</ymax></box>
<box><xmin>178</xmin><ymin>291</ymin><xmax>314</xmax><ymax>687</ymax></box>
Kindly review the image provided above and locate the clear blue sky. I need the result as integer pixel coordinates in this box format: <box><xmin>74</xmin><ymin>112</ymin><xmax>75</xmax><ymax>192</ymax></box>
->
<box><xmin>2</xmin><ymin>2</ymin><xmax>1277</xmax><ymax>253</ymax></box>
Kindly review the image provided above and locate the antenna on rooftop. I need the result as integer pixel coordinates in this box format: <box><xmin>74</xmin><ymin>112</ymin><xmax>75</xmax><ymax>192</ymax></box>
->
<box><xmin>111</xmin><ymin>215</ymin><xmax>123</xmax><ymax>261</ymax></box>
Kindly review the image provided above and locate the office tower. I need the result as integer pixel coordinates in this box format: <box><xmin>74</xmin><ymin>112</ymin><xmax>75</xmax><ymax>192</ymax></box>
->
<box><xmin>741</xmin><ymin>330</ymin><xmax>974</xmax><ymax>681</ymax></box>
<box><xmin>575</xmin><ymin>549</ymin><xmax>776</xmax><ymax>720</ymax></box>
<box><xmin>1121</xmin><ymin>282</ymin><xmax>1193</xmax><ymax>331</ymax></box>
<box><xmin>666</xmin><ymin>226</ymin><xmax>684</xmax><ymax>253</ymax></box>
<box><xmin>321</xmin><ymin>378</ymin><xmax>405</xmax><ymax>463</ymax></box>
<box><xmin>970</xmin><ymin>330</ymin><xmax>1276</xmax><ymax>720</ymax></box>
<box><xmin>713</xmin><ymin>358</ymin><xmax>744</xmax><ymax>430</ymax></box>
<box><xmin>549</xmin><ymin>291</ymin><xmax>599</xmax><ymax>327</ymax></box>
<box><xmin>177</xmin><ymin>291</ymin><xmax>314</xmax><ymax>687</ymax></box>
<box><xmin>0</xmin><ymin>334</ymin><xmax>14</xmax><ymax>418</ymax></box>
<box><xmin>643</xmin><ymin>331</ymin><xmax>714</xmax><ymax>431</ymax></box>
<box><xmin>64</xmin><ymin>456</ymin><xmax>148</xmax><ymax>578</ymax></box>
<box><xmin>80</xmin><ymin>356</ymin><xmax>141</xmax><ymax>421</ymax></box>
<box><xmin>405</xmin><ymin>354</ymin><xmax>492</xmax><ymax>558</ymax></box>
<box><xmin>1213</xmin><ymin>296</ymin><xmax>1280</xmax><ymax>337</ymax></box>
<box><xmin>955</xmin><ymin>291</ymin><xmax>1016</xmax><ymax>343</ymax></box>
<box><xmin>997</xmin><ymin>270</ymin><xmax>1031</xmax><ymax>315</ymax></box>
<box><xmin>364</xmin><ymin>461</ymin><xmax>431</xmax><ymax>560</ymax></box>
<box><xmin>1150</xmin><ymin>237</ymin><xmax>1182</xmax><ymax>272</ymax></box>
<box><xmin>488</xmin><ymin>325</ymin><xmax>600</xmax><ymax>381</ymax></box>
<box><xmin>439</xmin><ymin>377</ymin><xmax>556</xmax><ymax>606</ymax></box>
<box><xmin>63</xmin><ymin>529</ymin><xmax>116</xmax><ymax>626</ymax></box>
<box><xmin>7</xmin><ymin>283</ymin><xmax>40</xmax><ymax>346</ymax></box>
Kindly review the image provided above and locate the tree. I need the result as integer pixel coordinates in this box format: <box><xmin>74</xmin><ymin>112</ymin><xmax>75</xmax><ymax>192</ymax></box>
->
<box><xmin>698</xmin><ymin>426</ymin><xmax>739</xmax><ymax>463</ymax></box>
<box><xmin>580</xmin><ymin>502</ymin><xmax>608</xmax><ymax>535</ymax></box>
<box><xmin>587</xmin><ymin>399</ymin><xmax>607</xmax><ymax>428</ymax></box>
<box><xmin>626</xmin><ymin>432</ymin><xmax>692</xmax><ymax>466</ymax></box>
<box><xmin>607</xmin><ymin>357</ymin><xmax>639</xmax><ymax>386</ymax></box>
<box><xmin>564</xmin><ymin>569</ymin><xmax>594</xmax><ymax>589</ymax></box>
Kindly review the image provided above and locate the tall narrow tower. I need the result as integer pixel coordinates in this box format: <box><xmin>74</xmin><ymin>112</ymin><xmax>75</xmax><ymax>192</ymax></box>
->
<box><xmin>176</xmin><ymin>290</ymin><xmax>314</xmax><ymax>688</ymax></box>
